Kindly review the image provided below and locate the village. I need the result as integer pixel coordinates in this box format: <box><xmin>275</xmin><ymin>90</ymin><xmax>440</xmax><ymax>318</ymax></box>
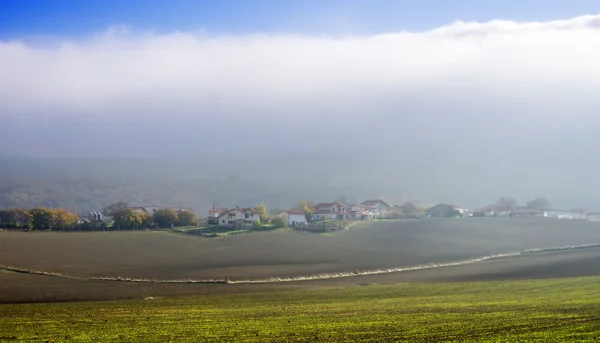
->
<box><xmin>135</xmin><ymin>197</ymin><xmax>600</xmax><ymax>232</ymax></box>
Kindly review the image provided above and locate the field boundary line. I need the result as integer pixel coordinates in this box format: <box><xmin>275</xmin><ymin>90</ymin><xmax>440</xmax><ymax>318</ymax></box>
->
<box><xmin>2</xmin><ymin>243</ymin><xmax>600</xmax><ymax>284</ymax></box>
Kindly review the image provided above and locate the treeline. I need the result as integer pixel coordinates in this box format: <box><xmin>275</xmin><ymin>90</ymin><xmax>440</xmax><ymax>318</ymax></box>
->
<box><xmin>0</xmin><ymin>205</ymin><xmax>198</xmax><ymax>231</ymax></box>
<box><xmin>110</xmin><ymin>208</ymin><xmax>197</xmax><ymax>230</ymax></box>
<box><xmin>0</xmin><ymin>208</ymin><xmax>80</xmax><ymax>230</ymax></box>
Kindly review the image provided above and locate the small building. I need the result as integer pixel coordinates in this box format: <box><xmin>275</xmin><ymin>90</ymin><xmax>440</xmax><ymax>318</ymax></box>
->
<box><xmin>313</xmin><ymin>202</ymin><xmax>350</xmax><ymax>220</ymax></box>
<box><xmin>360</xmin><ymin>199</ymin><xmax>391</xmax><ymax>218</ymax></box>
<box><xmin>544</xmin><ymin>210</ymin><xmax>586</xmax><ymax>220</ymax></box>
<box><xmin>350</xmin><ymin>205</ymin><xmax>375</xmax><ymax>220</ymax></box>
<box><xmin>587</xmin><ymin>212</ymin><xmax>600</xmax><ymax>221</ymax></box>
<box><xmin>217</xmin><ymin>208</ymin><xmax>259</xmax><ymax>229</ymax></box>
<box><xmin>276</xmin><ymin>210</ymin><xmax>307</xmax><ymax>226</ymax></box>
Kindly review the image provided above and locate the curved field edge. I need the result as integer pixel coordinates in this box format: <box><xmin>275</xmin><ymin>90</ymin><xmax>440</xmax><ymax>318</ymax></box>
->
<box><xmin>2</xmin><ymin>243</ymin><xmax>600</xmax><ymax>284</ymax></box>
<box><xmin>2</xmin><ymin>276</ymin><xmax>600</xmax><ymax>342</ymax></box>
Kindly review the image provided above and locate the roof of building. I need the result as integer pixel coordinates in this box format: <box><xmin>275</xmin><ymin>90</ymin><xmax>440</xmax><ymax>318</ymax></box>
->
<box><xmin>217</xmin><ymin>207</ymin><xmax>255</xmax><ymax>218</ymax></box>
<box><xmin>313</xmin><ymin>201</ymin><xmax>349</xmax><ymax>209</ymax></box>
<box><xmin>361</xmin><ymin>199</ymin><xmax>391</xmax><ymax>207</ymax></box>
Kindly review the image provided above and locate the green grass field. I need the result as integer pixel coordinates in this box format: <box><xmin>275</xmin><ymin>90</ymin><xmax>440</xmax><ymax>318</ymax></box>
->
<box><xmin>2</xmin><ymin>276</ymin><xmax>600</xmax><ymax>342</ymax></box>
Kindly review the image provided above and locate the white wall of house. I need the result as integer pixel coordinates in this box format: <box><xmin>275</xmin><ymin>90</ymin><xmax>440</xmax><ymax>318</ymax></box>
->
<box><xmin>218</xmin><ymin>209</ymin><xmax>258</xmax><ymax>227</ymax></box>
<box><xmin>362</xmin><ymin>201</ymin><xmax>390</xmax><ymax>218</ymax></box>
<box><xmin>278</xmin><ymin>212</ymin><xmax>307</xmax><ymax>226</ymax></box>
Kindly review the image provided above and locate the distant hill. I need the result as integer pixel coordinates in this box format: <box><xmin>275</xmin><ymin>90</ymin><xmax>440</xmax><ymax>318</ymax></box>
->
<box><xmin>0</xmin><ymin>155</ymin><xmax>408</xmax><ymax>216</ymax></box>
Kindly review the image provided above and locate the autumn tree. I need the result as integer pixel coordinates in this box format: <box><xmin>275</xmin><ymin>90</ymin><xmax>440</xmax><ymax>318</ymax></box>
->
<box><xmin>54</xmin><ymin>209</ymin><xmax>79</xmax><ymax>230</ymax></box>
<box><xmin>176</xmin><ymin>210</ymin><xmax>197</xmax><ymax>227</ymax></box>
<box><xmin>294</xmin><ymin>200</ymin><xmax>314</xmax><ymax>222</ymax></box>
<box><xmin>253</xmin><ymin>203</ymin><xmax>268</xmax><ymax>222</ymax></box>
<box><xmin>496</xmin><ymin>197</ymin><xmax>518</xmax><ymax>212</ymax></box>
<box><xmin>526</xmin><ymin>197</ymin><xmax>551</xmax><ymax>211</ymax></box>
<box><xmin>112</xmin><ymin>208</ymin><xmax>149</xmax><ymax>230</ymax></box>
<box><xmin>153</xmin><ymin>208</ymin><xmax>179</xmax><ymax>228</ymax></box>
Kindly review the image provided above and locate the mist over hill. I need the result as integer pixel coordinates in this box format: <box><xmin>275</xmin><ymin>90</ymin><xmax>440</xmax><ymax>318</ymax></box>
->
<box><xmin>3</xmin><ymin>15</ymin><xmax>600</xmax><ymax>213</ymax></box>
<box><xmin>1</xmin><ymin>147</ymin><xmax>598</xmax><ymax>215</ymax></box>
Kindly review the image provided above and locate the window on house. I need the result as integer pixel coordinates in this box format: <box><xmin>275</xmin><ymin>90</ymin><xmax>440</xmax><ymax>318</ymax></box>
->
<box><xmin>245</xmin><ymin>213</ymin><xmax>250</xmax><ymax>219</ymax></box>
<box><xmin>228</xmin><ymin>213</ymin><xmax>235</xmax><ymax>219</ymax></box>
<box><xmin>222</xmin><ymin>220</ymin><xmax>225</xmax><ymax>223</ymax></box>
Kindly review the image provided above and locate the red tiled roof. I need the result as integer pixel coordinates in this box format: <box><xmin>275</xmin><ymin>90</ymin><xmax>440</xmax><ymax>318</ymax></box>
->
<box><xmin>208</xmin><ymin>208</ymin><xmax>228</xmax><ymax>213</ymax></box>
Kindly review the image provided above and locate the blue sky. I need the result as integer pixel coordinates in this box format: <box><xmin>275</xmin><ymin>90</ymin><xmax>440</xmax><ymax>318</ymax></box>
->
<box><xmin>1</xmin><ymin>0</ymin><xmax>599</xmax><ymax>38</ymax></box>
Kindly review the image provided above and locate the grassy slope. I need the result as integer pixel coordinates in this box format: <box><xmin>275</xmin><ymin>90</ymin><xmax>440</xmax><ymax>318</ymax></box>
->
<box><xmin>2</xmin><ymin>277</ymin><xmax>600</xmax><ymax>342</ymax></box>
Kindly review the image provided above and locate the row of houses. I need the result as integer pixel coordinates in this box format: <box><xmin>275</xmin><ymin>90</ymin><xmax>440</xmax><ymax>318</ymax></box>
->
<box><xmin>207</xmin><ymin>199</ymin><xmax>394</xmax><ymax>228</ymax></box>
<box><xmin>424</xmin><ymin>203</ymin><xmax>600</xmax><ymax>221</ymax></box>
<box><xmin>312</xmin><ymin>199</ymin><xmax>391</xmax><ymax>221</ymax></box>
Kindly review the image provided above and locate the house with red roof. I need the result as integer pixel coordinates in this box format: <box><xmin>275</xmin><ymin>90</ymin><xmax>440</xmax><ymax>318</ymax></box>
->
<box><xmin>312</xmin><ymin>201</ymin><xmax>350</xmax><ymax>220</ymax></box>
<box><xmin>360</xmin><ymin>199</ymin><xmax>391</xmax><ymax>218</ymax></box>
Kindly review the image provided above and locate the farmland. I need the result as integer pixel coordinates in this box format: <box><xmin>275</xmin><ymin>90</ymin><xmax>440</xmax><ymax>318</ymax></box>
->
<box><xmin>1</xmin><ymin>218</ymin><xmax>600</xmax><ymax>283</ymax></box>
<box><xmin>2</xmin><ymin>276</ymin><xmax>600</xmax><ymax>342</ymax></box>
<box><xmin>2</xmin><ymin>218</ymin><xmax>600</xmax><ymax>341</ymax></box>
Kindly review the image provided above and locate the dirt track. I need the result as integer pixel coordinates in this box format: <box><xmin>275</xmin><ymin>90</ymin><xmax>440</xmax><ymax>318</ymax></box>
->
<box><xmin>1</xmin><ymin>218</ymin><xmax>600</xmax><ymax>302</ymax></box>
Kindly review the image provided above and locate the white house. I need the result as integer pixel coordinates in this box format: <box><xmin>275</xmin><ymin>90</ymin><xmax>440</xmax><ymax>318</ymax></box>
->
<box><xmin>276</xmin><ymin>210</ymin><xmax>307</xmax><ymax>226</ymax></box>
<box><xmin>360</xmin><ymin>199</ymin><xmax>391</xmax><ymax>218</ymax></box>
<box><xmin>217</xmin><ymin>208</ymin><xmax>259</xmax><ymax>228</ymax></box>
<box><xmin>587</xmin><ymin>212</ymin><xmax>600</xmax><ymax>221</ymax></box>
<box><xmin>544</xmin><ymin>210</ymin><xmax>587</xmax><ymax>220</ymax></box>
<box><xmin>313</xmin><ymin>201</ymin><xmax>350</xmax><ymax>220</ymax></box>
<box><xmin>350</xmin><ymin>205</ymin><xmax>375</xmax><ymax>220</ymax></box>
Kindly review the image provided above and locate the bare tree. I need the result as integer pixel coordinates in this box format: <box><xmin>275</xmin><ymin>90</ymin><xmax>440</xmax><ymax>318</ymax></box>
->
<box><xmin>496</xmin><ymin>197</ymin><xmax>518</xmax><ymax>212</ymax></box>
<box><xmin>526</xmin><ymin>197</ymin><xmax>551</xmax><ymax>211</ymax></box>
<box><xmin>399</xmin><ymin>202</ymin><xmax>418</xmax><ymax>215</ymax></box>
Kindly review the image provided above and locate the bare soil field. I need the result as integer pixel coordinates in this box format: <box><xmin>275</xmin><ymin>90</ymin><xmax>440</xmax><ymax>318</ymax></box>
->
<box><xmin>2</xmin><ymin>247</ymin><xmax>600</xmax><ymax>303</ymax></box>
<box><xmin>1</xmin><ymin>218</ymin><xmax>600</xmax><ymax>302</ymax></box>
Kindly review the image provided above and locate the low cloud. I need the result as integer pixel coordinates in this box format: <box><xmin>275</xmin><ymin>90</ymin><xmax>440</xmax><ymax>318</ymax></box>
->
<box><xmin>2</xmin><ymin>15</ymin><xmax>600</xmax><ymax>209</ymax></box>
<box><xmin>1</xmin><ymin>14</ymin><xmax>600</xmax><ymax>124</ymax></box>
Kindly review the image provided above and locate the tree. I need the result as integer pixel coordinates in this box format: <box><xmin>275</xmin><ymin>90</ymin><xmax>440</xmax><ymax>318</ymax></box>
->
<box><xmin>30</xmin><ymin>208</ymin><xmax>57</xmax><ymax>230</ymax></box>
<box><xmin>176</xmin><ymin>210</ymin><xmax>197</xmax><ymax>227</ymax></box>
<box><xmin>112</xmin><ymin>208</ymin><xmax>148</xmax><ymax>230</ymax></box>
<box><xmin>336</xmin><ymin>196</ymin><xmax>349</xmax><ymax>205</ymax></box>
<box><xmin>399</xmin><ymin>202</ymin><xmax>418</xmax><ymax>215</ymax></box>
<box><xmin>253</xmin><ymin>203</ymin><xmax>268</xmax><ymax>222</ymax></box>
<box><xmin>294</xmin><ymin>200</ymin><xmax>315</xmax><ymax>222</ymax></box>
<box><xmin>0</xmin><ymin>208</ymin><xmax>32</xmax><ymax>229</ymax></box>
<box><xmin>11</xmin><ymin>208</ymin><xmax>33</xmax><ymax>229</ymax></box>
<box><xmin>271</xmin><ymin>216</ymin><xmax>287</xmax><ymax>228</ymax></box>
<box><xmin>526</xmin><ymin>197</ymin><xmax>551</xmax><ymax>211</ymax></box>
<box><xmin>496</xmin><ymin>197</ymin><xmax>518</xmax><ymax>212</ymax></box>
<box><xmin>54</xmin><ymin>209</ymin><xmax>78</xmax><ymax>230</ymax></box>
<box><xmin>0</xmin><ymin>210</ymin><xmax>9</xmax><ymax>227</ymax></box>
<box><xmin>153</xmin><ymin>208</ymin><xmax>179</xmax><ymax>229</ymax></box>
<box><xmin>102</xmin><ymin>201</ymin><xmax>129</xmax><ymax>216</ymax></box>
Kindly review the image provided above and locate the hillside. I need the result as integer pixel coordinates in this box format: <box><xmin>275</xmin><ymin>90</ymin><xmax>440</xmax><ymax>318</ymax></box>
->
<box><xmin>0</xmin><ymin>155</ymin><xmax>406</xmax><ymax>215</ymax></box>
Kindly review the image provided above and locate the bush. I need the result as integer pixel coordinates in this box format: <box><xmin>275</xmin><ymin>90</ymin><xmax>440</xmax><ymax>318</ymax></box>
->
<box><xmin>271</xmin><ymin>216</ymin><xmax>287</xmax><ymax>228</ymax></box>
<box><xmin>252</xmin><ymin>219</ymin><xmax>262</xmax><ymax>229</ymax></box>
